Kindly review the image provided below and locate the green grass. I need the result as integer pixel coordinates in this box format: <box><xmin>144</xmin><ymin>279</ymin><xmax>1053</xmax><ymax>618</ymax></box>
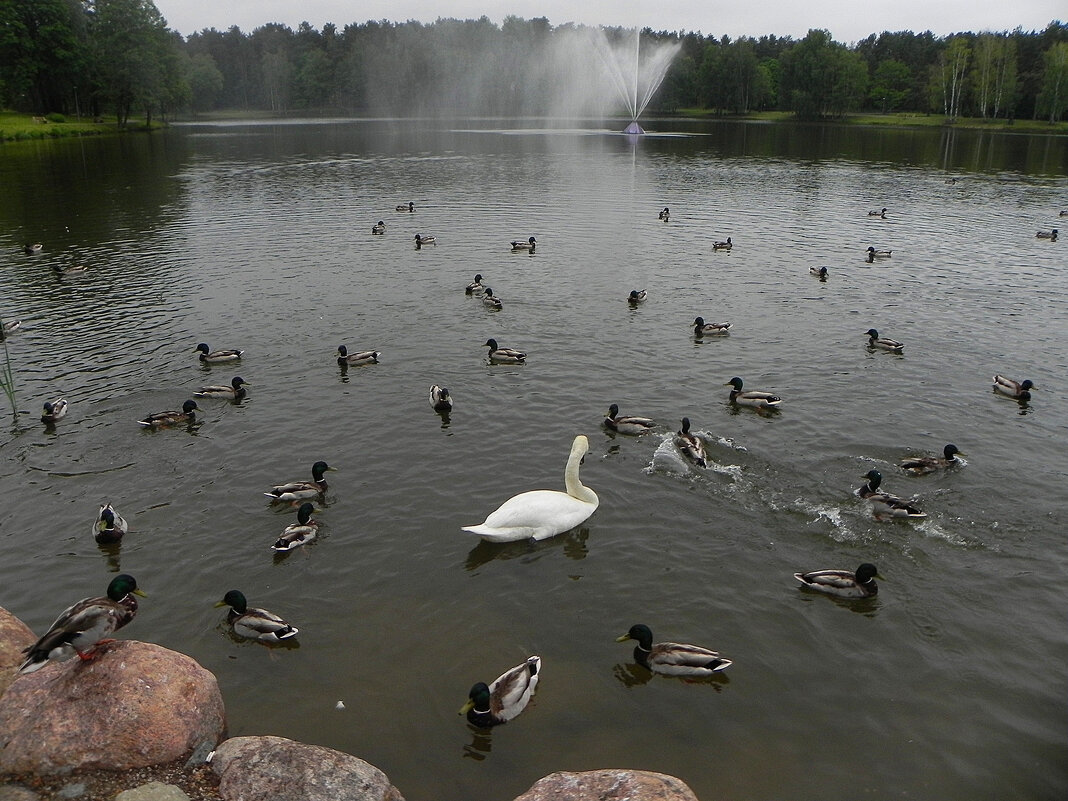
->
<box><xmin>674</xmin><ymin>108</ymin><xmax>1068</xmax><ymax>133</ymax></box>
<box><xmin>0</xmin><ymin>111</ymin><xmax>164</xmax><ymax>143</ymax></box>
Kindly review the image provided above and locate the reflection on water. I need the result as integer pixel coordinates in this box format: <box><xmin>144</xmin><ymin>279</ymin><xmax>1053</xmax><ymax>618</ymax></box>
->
<box><xmin>463</xmin><ymin>527</ymin><xmax>590</xmax><ymax>571</ymax></box>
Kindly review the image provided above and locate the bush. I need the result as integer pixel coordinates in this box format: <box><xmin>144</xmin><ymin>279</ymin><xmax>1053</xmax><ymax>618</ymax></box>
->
<box><xmin>45</xmin><ymin>112</ymin><xmax>66</xmax><ymax>123</ymax></box>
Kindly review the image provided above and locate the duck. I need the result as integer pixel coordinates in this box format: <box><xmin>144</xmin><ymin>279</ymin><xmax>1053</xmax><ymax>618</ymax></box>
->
<box><xmin>264</xmin><ymin>460</ymin><xmax>335</xmax><ymax>502</ymax></box>
<box><xmin>414</xmin><ymin>233</ymin><xmax>436</xmax><ymax>246</ymax></box>
<box><xmin>41</xmin><ymin>398</ymin><xmax>68</xmax><ymax>424</ymax></box>
<box><xmin>18</xmin><ymin>574</ymin><xmax>146</xmax><ymax>673</ymax></box>
<box><xmin>465</xmin><ymin>274</ymin><xmax>485</xmax><ymax>295</ymax></box>
<box><xmin>462</xmin><ymin>434</ymin><xmax>598</xmax><ymax>542</ymax></box>
<box><xmin>459</xmin><ymin>656</ymin><xmax>541</xmax><ymax>727</ymax></box>
<box><xmin>899</xmin><ymin>444</ymin><xmax>963</xmax><ymax>474</ymax></box>
<box><xmin>674</xmin><ymin>417</ymin><xmax>707</xmax><ymax>467</ymax></box>
<box><xmin>713</xmin><ymin>237</ymin><xmax>733</xmax><ymax>250</ymax></box>
<box><xmin>137</xmin><ymin>399</ymin><xmax>199</xmax><ymax>428</ymax></box>
<box><xmin>93</xmin><ymin>503</ymin><xmax>129</xmax><ymax>545</ymax></box>
<box><xmin>1060</xmin><ymin>210</ymin><xmax>1068</xmax><ymax>217</ymax></box>
<box><xmin>693</xmin><ymin>317</ymin><xmax>731</xmax><ymax>336</ymax></box>
<box><xmin>868</xmin><ymin>207</ymin><xmax>888</xmax><ymax>217</ymax></box>
<box><xmin>23</xmin><ymin>243</ymin><xmax>43</xmax><ymax>255</ymax></box>
<box><xmin>658</xmin><ymin>207</ymin><xmax>670</xmax><ymax>221</ymax></box>
<box><xmin>337</xmin><ymin>345</ymin><xmax>380</xmax><ymax>366</ymax></box>
<box><xmin>484</xmin><ymin>338</ymin><xmax>524</xmax><ymax>363</ymax></box>
<box><xmin>481</xmin><ymin>287</ymin><xmax>503</xmax><ymax>310</ymax></box>
<box><xmin>510</xmin><ymin>236</ymin><xmax>536</xmax><ymax>251</ymax></box>
<box><xmin>857</xmin><ymin>469</ymin><xmax>926</xmax><ymax>519</ymax></box>
<box><xmin>430</xmin><ymin>385</ymin><xmax>453</xmax><ymax>413</ymax></box>
<box><xmin>396</xmin><ymin>201</ymin><xmax>414</xmax><ymax>212</ymax></box>
<box><xmin>271</xmin><ymin>502</ymin><xmax>319</xmax><ymax>551</ymax></box>
<box><xmin>194</xmin><ymin>376</ymin><xmax>250</xmax><ymax>400</ymax></box>
<box><xmin>865</xmin><ymin>328</ymin><xmax>904</xmax><ymax>352</ymax></box>
<box><xmin>215</xmin><ymin>590</ymin><xmax>298</xmax><ymax>641</ymax></box>
<box><xmin>195</xmin><ymin>343</ymin><xmax>243</xmax><ymax>363</ymax></box>
<box><xmin>604</xmin><ymin>403</ymin><xmax>656</xmax><ymax>435</ymax></box>
<box><xmin>992</xmin><ymin>375</ymin><xmax>1033</xmax><ymax>400</ymax></box>
<box><xmin>866</xmin><ymin>246</ymin><xmax>892</xmax><ymax>259</ymax></box>
<box><xmin>371</xmin><ymin>220</ymin><xmax>386</xmax><ymax>234</ymax></box>
<box><xmin>628</xmin><ymin>289</ymin><xmax>647</xmax><ymax>304</ymax></box>
<box><xmin>616</xmin><ymin>624</ymin><xmax>732</xmax><ymax>676</ymax></box>
<box><xmin>810</xmin><ymin>266</ymin><xmax>828</xmax><ymax>279</ymax></box>
<box><xmin>1036</xmin><ymin>229</ymin><xmax>1058</xmax><ymax>240</ymax></box>
<box><xmin>56</xmin><ymin>263</ymin><xmax>89</xmax><ymax>275</ymax></box>
<box><xmin>726</xmin><ymin>377</ymin><xmax>782</xmax><ymax>408</ymax></box>
<box><xmin>794</xmin><ymin>563</ymin><xmax>881</xmax><ymax>598</ymax></box>
<box><xmin>2</xmin><ymin>319</ymin><xmax>21</xmax><ymax>334</ymax></box>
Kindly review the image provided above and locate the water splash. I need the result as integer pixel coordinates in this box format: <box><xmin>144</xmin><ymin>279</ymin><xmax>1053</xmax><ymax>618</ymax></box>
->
<box><xmin>584</xmin><ymin>28</ymin><xmax>681</xmax><ymax>132</ymax></box>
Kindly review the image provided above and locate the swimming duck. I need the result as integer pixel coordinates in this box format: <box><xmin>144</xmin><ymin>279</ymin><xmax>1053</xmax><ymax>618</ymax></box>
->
<box><xmin>604</xmin><ymin>404</ymin><xmax>656</xmax><ymax>435</ymax></box>
<box><xmin>1036</xmin><ymin>229</ymin><xmax>1058</xmax><ymax>240</ymax></box>
<box><xmin>713</xmin><ymin>237</ymin><xmax>733</xmax><ymax>250</ymax></box>
<box><xmin>484</xmin><ymin>338</ymin><xmax>524</xmax><ymax>363</ymax></box>
<box><xmin>414</xmin><ymin>233</ymin><xmax>436</xmax><ymax>246</ymax></box>
<box><xmin>857</xmin><ymin>469</ymin><xmax>926</xmax><ymax>519</ymax></box>
<box><xmin>56</xmin><ymin>264</ymin><xmax>89</xmax><ymax>275</ymax></box>
<box><xmin>794</xmin><ymin>563</ymin><xmax>881</xmax><ymax>598</ymax></box>
<box><xmin>41</xmin><ymin>398</ymin><xmax>68</xmax><ymax>423</ymax></box>
<box><xmin>658</xmin><ymin>207</ymin><xmax>670</xmax><ymax>221</ymax></box>
<box><xmin>215</xmin><ymin>590</ymin><xmax>298</xmax><ymax>641</ymax></box>
<box><xmin>93</xmin><ymin>503</ymin><xmax>129</xmax><ymax>545</ymax></box>
<box><xmin>138</xmin><ymin>399</ymin><xmax>199</xmax><ymax>428</ymax></box>
<box><xmin>616</xmin><ymin>624</ymin><xmax>732</xmax><ymax>676</ymax></box>
<box><xmin>337</xmin><ymin>345</ymin><xmax>380</xmax><ymax>366</ymax></box>
<box><xmin>674</xmin><ymin>417</ymin><xmax>707</xmax><ymax>467</ymax></box>
<box><xmin>195</xmin><ymin>343</ymin><xmax>243</xmax><ymax>363</ymax></box>
<box><xmin>430</xmin><ymin>385</ymin><xmax>453</xmax><ymax>413</ymax></box>
<box><xmin>465</xmin><ymin>274</ymin><xmax>485</xmax><ymax>295</ymax></box>
<box><xmin>866</xmin><ymin>246</ymin><xmax>892</xmax><ymax>259</ymax></box>
<box><xmin>459</xmin><ymin>656</ymin><xmax>541</xmax><ymax>727</ymax></box>
<box><xmin>19</xmin><ymin>574</ymin><xmax>146</xmax><ymax>673</ymax></box>
<box><xmin>462</xmin><ymin>434</ymin><xmax>598</xmax><ymax>542</ymax></box>
<box><xmin>1060</xmin><ymin>210</ymin><xmax>1068</xmax><ymax>217</ymax></box>
<box><xmin>992</xmin><ymin>375</ymin><xmax>1033</xmax><ymax>400</ymax></box>
<box><xmin>24</xmin><ymin>243</ymin><xmax>43</xmax><ymax>255</ymax></box>
<box><xmin>264</xmin><ymin>460</ymin><xmax>335</xmax><ymax>502</ymax></box>
<box><xmin>2</xmin><ymin>319</ymin><xmax>21</xmax><ymax>334</ymax></box>
<box><xmin>810</xmin><ymin>266</ymin><xmax>828</xmax><ymax>279</ymax></box>
<box><xmin>868</xmin><ymin>207</ymin><xmax>888</xmax><ymax>217</ymax></box>
<box><xmin>726</xmin><ymin>377</ymin><xmax>782</xmax><ymax>408</ymax></box>
<box><xmin>371</xmin><ymin>221</ymin><xmax>386</xmax><ymax>234</ymax></box>
<box><xmin>628</xmin><ymin>289</ymin><xmax>648</xmax><ymax>304</ymax></box>
<box><xmin>397</xmin><ymin>201</ymin><xmax>414</xmax><ymax>212</ymax></box>
<box><xmin>481</xmin><ymin>288</ymin><xmax>503</xmax><ymax>310</ymax></box>
<box><xmin>865</xmin><ymin>328</ymin><xmax>904</xmax><ymax>352</ymax></box>
<box><xmin>693</xmin><ymin>317</ymin><xmax>731</xmax><ymax>336</ymax></box>
<box><xmin>510</xmin><ymin>236</ymin><xmax>536</xmax><ymax>251</ymax></box>
<box><xmin>899</xmin><ymin>444</ymin><xmax>962</xmax><ymax>474</ymax></box>
<box><xmin>271</xmin><ymin>502</ymin><xmax>319</xmax><ymax>551</ymax></box>
<box><xmin>194</xmin><ymin>376</ymin><xmax>250</xmax><ymax>400</ymax></box>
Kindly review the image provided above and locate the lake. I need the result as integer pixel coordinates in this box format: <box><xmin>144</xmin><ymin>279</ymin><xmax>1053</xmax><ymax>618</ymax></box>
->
<box><xmin>1</xmin><ymin>117</ymin><xmax>1066</xmax><ymax>801</ymax></box>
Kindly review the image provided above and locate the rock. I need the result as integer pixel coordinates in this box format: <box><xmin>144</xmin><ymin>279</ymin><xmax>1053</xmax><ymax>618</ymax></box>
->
<box><xmin>0</xmin><ymin>782</ymin><xmax>41</xmax><ymax>801</ymax></box>
<box><xmin>210</xmin><ymin>736</ymin><xmax>404</xmax><ymax>801</ymax></box>
<box><xmin>512</xmin><ymin>769</ymin><xmax>700</xmax><ymax>801</ymax></box>
<box><xmin>0</xmin><ymin>641</ymin><xmax>225</xmax><ymax>775</ymax></box>
<box><xmin>0</xmin><ymin>607</ymin><xmax>36</xmax><ymax>698</ymax></box>
<box><xmin>115</xmin><ymin>782</ymin><xmax>191</xmax><ymax>801</ymax></box>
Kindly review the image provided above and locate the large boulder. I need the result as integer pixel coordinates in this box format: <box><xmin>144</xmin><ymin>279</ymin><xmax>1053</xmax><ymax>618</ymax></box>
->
<box><xmin>513</xmin><ymin>770</ymin><xmax>700</xmax><ymax>801</ymax></box>
<box><xmin>0</xmin><ymin>640</ymin><xmax>225</xmax><ymax>774</ymax></box>
<box><xmin>0</xmin><ymin>607</ymin><xmax>36</xmax><ymax>698</ymax></box>
<box><xmin>210</xmin><ymin>736</ymin><xmax>404</xmax><ymax>801</ymax></box>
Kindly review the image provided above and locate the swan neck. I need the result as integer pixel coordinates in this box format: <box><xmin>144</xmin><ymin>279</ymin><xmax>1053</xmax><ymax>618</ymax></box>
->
<box><xmin>564</xmin><ymin>446</ymin><xmax>598</xmax><ymax>505</ymax></box>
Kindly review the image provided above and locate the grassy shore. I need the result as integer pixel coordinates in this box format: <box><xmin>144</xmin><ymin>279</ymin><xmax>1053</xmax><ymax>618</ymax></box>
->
<box><xmin>0</xmin><ymin>112</ymin><xmax>162</xmax><ymax>143</ymax></box>
<box><xmin>675</xmin><ymin>108</ymin><xmax>1068</xmax><ymax>133</ymax></box>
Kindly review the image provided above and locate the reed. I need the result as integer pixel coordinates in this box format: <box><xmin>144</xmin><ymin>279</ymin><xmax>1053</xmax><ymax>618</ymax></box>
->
<box><xmin>0</xmin><ymin>319</ymin><xmax>16</xmax><ymax>420</ymax></box>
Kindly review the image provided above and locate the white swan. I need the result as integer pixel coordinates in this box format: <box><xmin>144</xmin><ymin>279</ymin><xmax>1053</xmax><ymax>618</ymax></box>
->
<box><xmin>462</xmin><ymin>435</ymin><xmax>598</xmax><ymax>542</ymax></box>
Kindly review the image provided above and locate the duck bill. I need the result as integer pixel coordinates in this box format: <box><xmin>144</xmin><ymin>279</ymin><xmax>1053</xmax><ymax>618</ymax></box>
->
<box><xmin>458</xmin><ymin>699</ymin><xmax>475</xmax><ymax>715</ymax></box>
<box><xmin>213</xmin><ymin>600</ymin><xmax>229</xmax><ymax>608</ymax></box>
<box><xmin>614</xmin><ymin>634</ymin><xmax>631</xmax><ymax>643</ymax></box>
<box><xmin>133</xmin><ymin>589</ymin><xmax>148</xmax><ymax>598</ymax></box>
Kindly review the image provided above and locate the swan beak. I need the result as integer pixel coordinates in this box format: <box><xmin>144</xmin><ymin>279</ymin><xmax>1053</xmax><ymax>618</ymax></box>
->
<box><xmin>614</xmin><ymin>634</ymin><xmax>632</xmax><ymax>643</ymax></box>
<box><xmin>133</xmin><ymin>588</ymin><xmax>148</xmax><ymax>598</ymax></box>
<box><xmin>458</xmin><ymin>699</ymin><xmax>475</xmax><ymax>715</ymax></box>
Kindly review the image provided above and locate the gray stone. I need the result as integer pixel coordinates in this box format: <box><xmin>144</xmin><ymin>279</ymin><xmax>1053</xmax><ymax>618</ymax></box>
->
<box><xmin>0</xmin><ymin>607</ymin><xmax>36</xmax><ymax>698</ymax></box>
<box><xmin>114</xmin><ymin>782</ymin><xmax>191</xmax><ymax>801</ymax></box>
<box><xmin>512</xmin><ymin>769</ymin><xmax>700</xmax><ymax>801</ymax></box>
<box><xmin>55</xmin><ymin>783</ymin><xmax>85</xmax><ymax>798</ymax></box>
<box><xmin>0</xmin><ymin>782</ymin><xmax>41</xmax><ymax>801</ymax></box>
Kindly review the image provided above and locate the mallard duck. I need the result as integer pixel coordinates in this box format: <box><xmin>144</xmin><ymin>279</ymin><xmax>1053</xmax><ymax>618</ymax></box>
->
<box><xmin>215</xmin><ymin>590</ymin><xmax>298</xmax><ymax>641</ymax></box>
<box><xmin>337</xmin><ymin>345</ymin><xmax>380</xmax><ymax>366</ymax></box>
<box><xmin>866</xmin><ymin>246</ymin><xmax>892</xmax><ymax>259</ymax></box>
<box><xmin>810</xmin><ymin>266</ymin><xmax>828</xmax><ymax>279</ymax></box>
<box><xmin>858</xmin><ymin>469</ymin><xmax>926</xmax><ymax>519</ymax></box>
<box><xmin>510</xmin><ymin>236</ymin><xmax>536</xmax><ymax>251</ymax></box>
<box><xmin>414</xmin><ymin>233</ymin><xmax>436</xmax><ymax>246</ymax></box>
<box><xmin>138</xmin><ymin>399</ymin><xmax>199</xmax><ymax>428</ymax></box>
<box><xmin>727</xmin><ymin>377</ymin><xmax>782</xmax><ymax>408</ymax></box>
<box><xmin>371</xmin><ymin>220</ymin><xmax>386</xmax><ymax>234</ymax></box>
<box><xmin>865</xmin><ymin>328</ymin><xmax>904</xmax><ymax>352</ymax></box>
<box><xmin>41</xmin><ymin>398</ymin><xmax>68</xmax><ymax>423</ymax></box>
<box><xmin>430</xmin><ymin>385</ymin><xmax>453</xmax><ymax>413</ymax></box>
<box><xmin>616</xmin><ymin>624</ymin><xmax>732</xmax><ymax>676</ymax></box>
<box><xmin>19</xmin><ymin>574</ymin><xmax>146</xmax><ymax>673</ymax></box>
<box><xmin>264</xmin><ymin>460</ymin><xmax>335</xmax><ymax>502</ymax></box>
<box><xmin>93</xmin><ymin>503</ymin><xmax>128</xmax><ymax>545</ymax></box>
<box><xmin>462</xmin><ymin>434</ymin><xmax>598</xmax><ymax>542</ymax></box>
<box><xmin>194</xmin><ymin>376</ymin><xmax>249</xmax><ymax>400</ymax></box>
<box><xmin>628</xmin><ymin>289</ymin><xmax>647</xmax><ymax>304</ymax></box>
<box><xmin>674</xmin><ymin>417</ymin><xmax>707</xmax><ymax>467</ymax></box>
<box><xmin>195</xmin><ymin>343</ymin><xmax>243</xmax><ymax>363</ymax></box>
<box><xmin>484</xmin><ymin>338</ymin><xmax>524</xmax><ymax>363</ymax></box>
<box><xmin>396</xmin><ymin>201</ymin><xmax>414</xmax><ymax>212</ymax></box>
<box><xmin>271</xmin><ymin>502</ymin><xmax>319</xmax><ymax>551</ymax></box>
<box><xmin>56</xmin><ymin>263</ymin><xmax>89</xmax><ymax>275</ymax></box>
<box><xmin>465</xmin><ymin>274</ymin><xmax>485</xmax><ymax>295</ymax></box>
<box><xmin>481</xmin><ymin>287</ymin><xmax>503</xmax><ymax>310</ymax></box>
<box><xmin>459</xmin><ymin>656</ymin><xmax>541</xmax><ymax>727</ymax></box>
<box><xmin>1036</xmin><ymin>229</ymin><xmax>1058</xmax><ymax>239</ymax></box>
<box><xmin>24</xmin><ymin>243</ymin><xmax>43</xmax><ymax>255</ymax></box>
<box><xmin>605</xmin><ymin>403</ymin><xmax>655</xmax><ymax>435</ymax></box>
<box><xmin>2</xmin><ymin>319</ymin><xmax>21</xmax><ymax>334</ymax></box>
<box><xmin>713</xmin><ymin>237</ymin><xmax>733</xmax><ymax>250</ymax></box>
<box><xmin>1059</xmin><ymin>210</ymin><xmax>1068</xmax><ymax>217</ymax></box>
<box><xmin>658</xmin><ymin>207</ymin><xmax>670</xmax><ymax>221</ymax></box>
<box><xmin>993</xmin><ymin>375</ymin><xmax>1033</xmax><ymax>400</ymax></box>
<box><xmin>868</xmin><ymin>207</ymin><xmax>888</xmax><ymax>217</ymax></box>
<box><xmin>794</xmin><ymin>563</ymin><xmax>881</xmax><ymax>598</ymax></box>
<box><xmin>900</xmin><ymin>444</ymin><xmax>962</xmax><ymax>474</ymax></box>
<box><xmin>693</xmin><ymin>317</ymin><xmax>731</xmax><ymax>336</ymax></box>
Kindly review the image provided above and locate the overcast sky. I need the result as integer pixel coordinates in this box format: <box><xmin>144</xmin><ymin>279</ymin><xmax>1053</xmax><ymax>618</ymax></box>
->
<box><xmin>157</xmin><ymin>0</ymin><xmax>1063</xmax><ymax>43</ymax></box>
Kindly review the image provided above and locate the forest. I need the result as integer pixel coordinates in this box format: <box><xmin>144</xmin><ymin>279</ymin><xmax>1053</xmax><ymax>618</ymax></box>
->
<box><xmin>1</xmin><ymin>0</ymin><xmax>1067</xmax><ymax>124</ymax></box>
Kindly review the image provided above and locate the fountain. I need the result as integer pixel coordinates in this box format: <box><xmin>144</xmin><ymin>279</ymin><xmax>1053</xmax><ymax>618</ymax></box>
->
<box><xmin>586</xmin><ymin>28</ymin><xmax>681</xmax><ymax>134</ymax></box>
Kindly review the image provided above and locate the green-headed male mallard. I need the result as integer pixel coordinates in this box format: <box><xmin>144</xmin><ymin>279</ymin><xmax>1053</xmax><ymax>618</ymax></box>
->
<box><xmin>271</xmin><ymin>502</ymin><xmax>319</xmax><ymax>552</ymax></box>
<box><xmin>194</xmin><ymin>376</ymin><xmax>249</xmax><ymax>400</ymax></box>
<box><xmin>371</xmin><ymin>220</ymin><xmax>386</xmax><ymax>234</ymax></box>
<box><xmin>1036</xmin><ymin>229</ymin><xmax>1058</xmax><ymax>240</ymax></box>
<box><xmin>337</xmin><ymin>345</ymin><xmax>380</xmax><ymax>366</ymax></box>
<box><xmin>810</xmin><ymin>266</ymin><xmax>828</xmax><ymax>280</ymax></box>
<box><xmin>713</xmin><ymin>237</ymin><xmax>733</xmax><ymax>250</ymax></box>
<box><xmin>858</xmin><ymin>469</ymin><xmax>926</xmax><ymax>519</ymax></box>
<box><xmin>616</xmin><ymin>623</ymin><xmax>732</xmax><ymax>676</ymax></box>
<box><xmin>658</xmin><ymin>207</ymin><xmax>670</xmax><ymax>221</ymax></box>
<box><xmin>605</xmin><ymin>404</ymin><xmax>656</xmax><ymax>435</ymax></box>
<box><xmin>727</xmin><ymin>377</ymin><xmax>782</xmax><ymax>408</ymax></box>
<box><xmin>866</xmin><ymin>246</ymin><xmax>892</xmax><ymax>259</ymax></box>
<box><xmin>993</xmin><ymin>375</ymin><xmax>1033</xmax><ymax>399</ymax></box>
<box><xmin>459</xmin><ymin>655</ymin><xmax>541</xmax><ymax>727</ymax></box>
<box><xmin>899</xmin><ymin>444</ymin><xmax>962</xmax><ymax>474</ymax></box>
<box><xmin>674</xmin><ymin>417</ymin><xmax>707</xmax><ymax>467</ymax></box>
<box><xmin>41</xmin><ymin>398</ymin><xmax>68</xmax><ymax>424</ymax></box>
<box><xmin>694</xmin><ymin>317</ymin><xmax>731</xmax><ymax>336</ymax></box>
<box><xmin>628</xmin><ymin>289</ymin><xmax>647</xmax><ymax>304</ymax></box>
<box><xmin>865</xmin><ymin>328</ymin><xmax>904</xmax><ymax>352</ymax></box>
<box><xmin>264</xmin><ymin>460</ymin><xmax>335</xmax><ymax>503</ymax></box>
<box><xmin>868</xmin><ymin>207</ymin><xmax>888</xmax><ymax>217</ymax></box>
<box><xmin>510</xmin><ymin>236</ymin><xmax>536</xmax><ymax>251</ymax></box>
<box><xmin>215</xmin><ymin>590</ymin><xmax>298</xmax><ymax>641</ymax></box>
<box><xmin>794</xmin><ymin>563</ymin><xmax>881</xmax><ymax>598</ymax></box>
<box><xmin>485</xmin><ymin>338</ymin><xmax>524</xmax><ymax>363</ymax></box>
<box><xmin>195</xmin><ymin>343</ymin><xmax>243</xmax><ymax>363</ymax></box>
<box><xmin>465</xmin><ymin>274</ymin><xmax>485</xmax><ymax>295</ymax></box>
<box><xmin>138</xmin><ymin>399</ymin><xmax>199</xmax><ymax>428</ymax></box>
<box><xmin>414</xmin><ymin>233</ymin><xmax>436</xmax><ymax>246</ymax></box>
<box><xmin>396</xmin><ymin>201</ymin><xmax>414</xmax><ymax>212</ymax></box>
<box><xmin>93</xmin><ymin>503</ymin><xmax>128</xmax><ymax>545</ymax></box>
<box><xmin>430</xmin><ymin>385</ymin><xmax>453</xmax><ymax>413</ymax></box>
<box><xmin>481</xmin><ymin>287</ymin><xmax>503</xmax><ymax>310</ymax></box>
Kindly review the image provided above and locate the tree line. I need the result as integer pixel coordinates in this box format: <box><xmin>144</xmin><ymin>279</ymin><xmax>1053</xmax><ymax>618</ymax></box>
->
<box><xmin>2</xmin><ymin>1</ymin><xmax>1066</xmax><ymax>124</ymax></box>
